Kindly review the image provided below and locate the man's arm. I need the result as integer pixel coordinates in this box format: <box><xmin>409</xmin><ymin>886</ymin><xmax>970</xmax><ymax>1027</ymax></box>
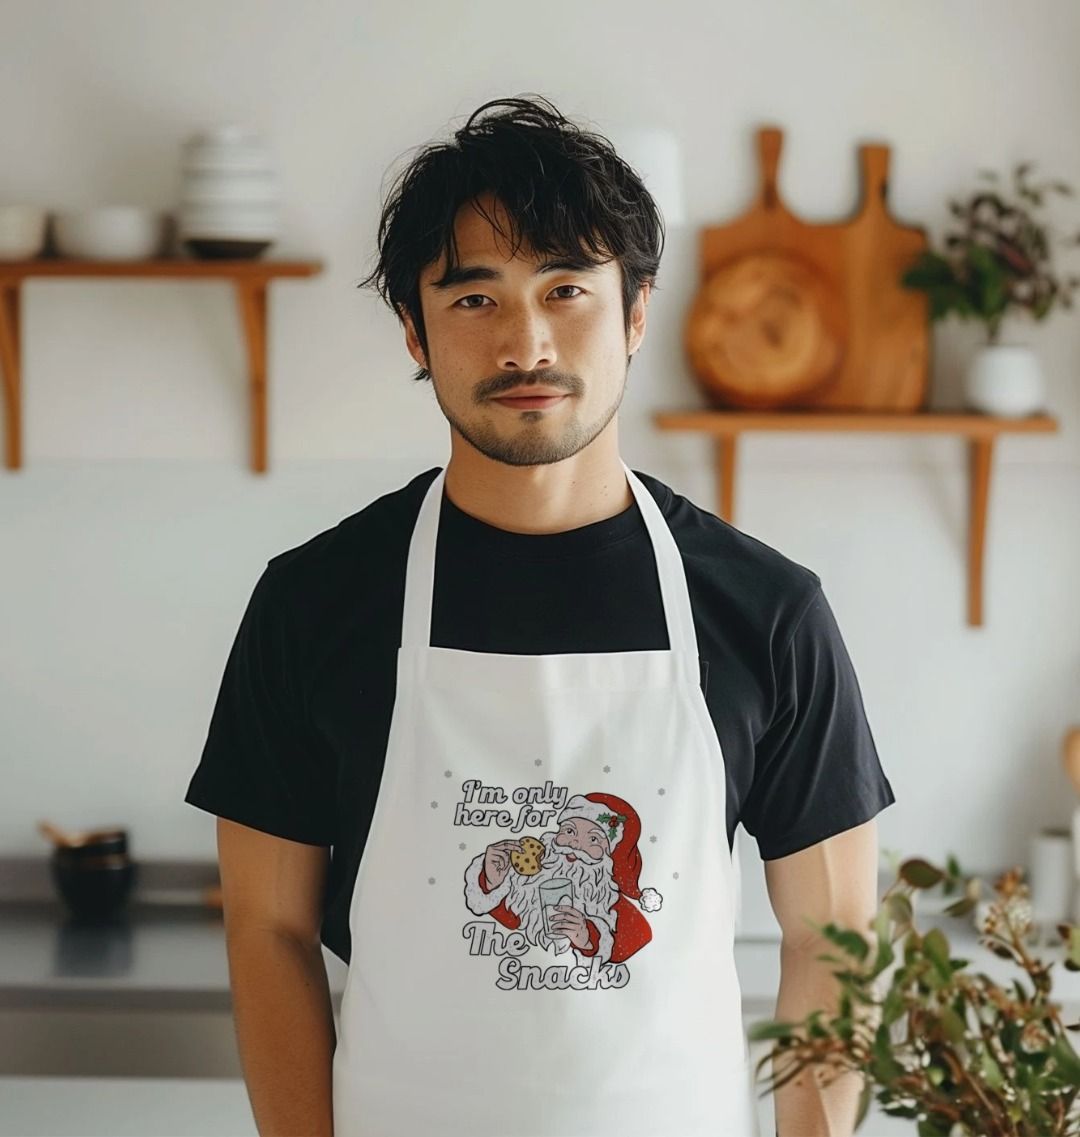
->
<box><xmin>217</xmin><ymin>817</ymin><xmax>336</xmax><ymax>1137</ymax></box>
<box><xmin>763</xmin><ymin>818</ymin><xmax>880</xmax><ymax>1137</ymax></box>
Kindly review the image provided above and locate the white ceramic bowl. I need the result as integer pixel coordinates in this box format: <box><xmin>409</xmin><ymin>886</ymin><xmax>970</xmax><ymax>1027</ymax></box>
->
<box><xmin>181</xmin><ymin>126</ymin><xmax>273</xmax><ymax>173</ymax></box>
<box><xmin>188</xmin><ymin>124</ymin><xmax>261</xmax><ymax>147</ymax></box>
<box><xmin>178</xmin><ymin>204</ymin><xmax>279</xmax><ymax>239</ymax></box>
<box><xmin>54</xmin><ymin>206</ymin><xmax>171</xmax><ymax>260</ymax></box>
<box><xmin>182</xmin><ymin>150</ymin><xmax>273</xmax><ymax>174</ymax></box>
<box><xmin>178</xmin><ymin>202</ymin><xmax>279</xmax><ymax>223</ymax></box>
<box><xmin>0</xmin><ymin>204</ymin><xmax>48</xmax><ymax>259</ymax></box>
<box><xmin>180</xmin><ymin>170</ymin><xmax>281</xmax><ymax>204</ymax></box>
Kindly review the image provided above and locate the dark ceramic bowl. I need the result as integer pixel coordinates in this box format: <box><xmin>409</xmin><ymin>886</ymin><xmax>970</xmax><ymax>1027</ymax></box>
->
<box><xmin>54</xmin><ymin>830</ymin><xmax>128</xmax><ymax>858</ymax></box>
<box><xmin>182</xmin><ymin>237</ymin><xmax>272</xmax><ymax>260</ymax></box>
<box><xmin>50</xmin><ymin>854</ymin><xmax>136</xmax><ymax>921</ymax></box>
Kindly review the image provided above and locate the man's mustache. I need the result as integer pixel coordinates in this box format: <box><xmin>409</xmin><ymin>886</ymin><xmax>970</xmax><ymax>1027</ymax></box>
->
<box><xmin>475</xmin><ymin>372</ymin><xmax>583</xmax><ymax>400</ymax></box>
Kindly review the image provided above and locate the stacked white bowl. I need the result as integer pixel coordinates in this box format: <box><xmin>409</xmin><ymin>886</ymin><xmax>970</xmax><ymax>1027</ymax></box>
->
<box><xmin>54</xmin><ymin>206</ymin><xmax>171</xmax><ymax>259</ymax></box>
<box><xmin>0</xmin><ymin>205</ymin><xmax>49</xmax><ymax>259</ymax></box>
<box><xmin>178</xmin><ymin>125</ymin><xmax>280</xmax><ymax>258</ymax></box>
<box><xmin>0</xmin><ymin>204</ymin><xmax>169</xmax><ymax>261</ymax></box>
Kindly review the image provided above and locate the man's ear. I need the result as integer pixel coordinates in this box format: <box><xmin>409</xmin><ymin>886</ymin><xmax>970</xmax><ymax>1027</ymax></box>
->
<box><xmin>628</xmin><ymin>283</ymin><xmax>650</xmax><ymax>356</ymax></box>
<box><xmin>399</xmin><ymin>306</ymin><xmax>429</xmax><ymax>371</ymax></box>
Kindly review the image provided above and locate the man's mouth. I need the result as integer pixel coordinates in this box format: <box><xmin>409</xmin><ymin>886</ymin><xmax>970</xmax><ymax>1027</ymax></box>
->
<box><xmin>491</xmin><ymin>393</ymin><xmax>569</xmax><ymax>410</ymax></box>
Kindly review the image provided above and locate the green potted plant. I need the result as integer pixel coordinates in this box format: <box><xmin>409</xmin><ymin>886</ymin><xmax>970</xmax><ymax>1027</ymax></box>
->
<box><xmin>747</xmin><ymin>854</ymin><xmax>1080</xmax><ymax>1135</ymax></box>
<box><xmin>900</xmin><ymin>163</ymin><xmax>1080</xmax><ymax>417</ymax></box>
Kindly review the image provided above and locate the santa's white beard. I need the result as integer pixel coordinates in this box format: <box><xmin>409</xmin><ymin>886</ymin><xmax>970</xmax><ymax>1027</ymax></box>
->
<box><xmin>503</xmin><ymin>830</ymin><xmax>620</xmax><ymax>951</ymax></box>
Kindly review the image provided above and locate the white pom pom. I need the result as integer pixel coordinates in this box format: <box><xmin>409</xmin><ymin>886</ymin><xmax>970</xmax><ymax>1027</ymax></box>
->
<box><xmin>639</xmin><ymin>887</ymin><xmax>662</xmax><ymax>912</ymax></box>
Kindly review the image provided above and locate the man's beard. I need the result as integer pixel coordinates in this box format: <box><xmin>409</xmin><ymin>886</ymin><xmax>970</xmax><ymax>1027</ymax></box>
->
<box><xmin>432</xmin><ymin>367</ymin><xmax>628</xmax><ymax>468</ymax></box>
<box><xmin>502</xmin><ymin>830</ymin><xmax>620</xmax><ymax>951</ymax></box>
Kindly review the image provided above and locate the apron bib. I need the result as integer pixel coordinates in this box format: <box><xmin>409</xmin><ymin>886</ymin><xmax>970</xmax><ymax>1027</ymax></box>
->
<box><xmin>332</xmin><ymin>462</ymin><xmax>761</xmax><ymax>1137</ymax></box>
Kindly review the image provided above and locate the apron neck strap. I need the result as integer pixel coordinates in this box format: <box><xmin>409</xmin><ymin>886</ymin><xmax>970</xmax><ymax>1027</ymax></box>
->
<box><xmin>400</xmin><ymin>462</ymin><xmax>699</xmax><ymax>656</ymax></box>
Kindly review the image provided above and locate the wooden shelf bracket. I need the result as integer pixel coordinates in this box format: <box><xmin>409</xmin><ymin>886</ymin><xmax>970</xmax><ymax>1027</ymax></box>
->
<box><xmin>655</xmin><ymin>409</ymin><xmax>1059</xmax><ymax>628</ymax></box>
<box><xmin>234</xmin><ymin>278</ymin><xmax>269</xmax><ymax>474</ymax></box>
<box><xmin>0</xmin><ymin>280</ymin><xmax>22</xmax><ymax>470</ymax></box>
<box><xmin>0</xmin><ymin>257</ymin><xmax>322</xmax><ymax>474</ymax></box>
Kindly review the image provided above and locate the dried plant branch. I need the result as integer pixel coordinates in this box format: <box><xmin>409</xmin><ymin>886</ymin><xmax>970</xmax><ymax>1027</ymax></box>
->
<box><xmin>747</xmin><ymin>853</ymin><xmax>1080</xmax><ymax>1136</ymax></box>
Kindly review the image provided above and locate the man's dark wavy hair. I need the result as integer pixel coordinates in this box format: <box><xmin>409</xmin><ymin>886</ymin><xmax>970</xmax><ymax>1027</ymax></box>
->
<box><xmin>356</xmin><ymin>94</ymin><xmax>666</xmax><ymax>383</ymax></box>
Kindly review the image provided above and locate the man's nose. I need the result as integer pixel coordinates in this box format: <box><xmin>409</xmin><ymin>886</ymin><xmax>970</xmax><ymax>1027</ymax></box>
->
<box><xmin>496</xmin><ymin>312</ymin><xmax>556</xmax><ymax>373</ymax></box>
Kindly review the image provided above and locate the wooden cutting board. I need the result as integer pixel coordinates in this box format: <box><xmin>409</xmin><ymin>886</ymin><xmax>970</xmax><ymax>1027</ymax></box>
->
<box><xmin>684</xmin><ymin>126</ymin><xmax>930</xmax><ymax>410</ymax></box>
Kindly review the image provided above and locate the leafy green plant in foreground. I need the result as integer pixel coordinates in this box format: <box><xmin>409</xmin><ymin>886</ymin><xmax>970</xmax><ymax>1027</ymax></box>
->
<box><xmin>747</xmin><ymin>854</ymin><xmax>1080</xmax><ymax>1136</ymax></box>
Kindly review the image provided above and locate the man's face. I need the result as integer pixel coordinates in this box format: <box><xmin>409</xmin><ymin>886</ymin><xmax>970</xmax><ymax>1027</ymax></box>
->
<box><xmin>403</xmin><ymin>192</ymin><xmax>648</xmax><ymax>467</ymax></box>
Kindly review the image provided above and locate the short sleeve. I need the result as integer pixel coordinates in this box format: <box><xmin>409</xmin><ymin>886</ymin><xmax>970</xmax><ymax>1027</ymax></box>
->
<box><xmin>184</xmin><ymin>564</ymin><xmax>336</xmax><ymax>846</ymax></box>
<box><xmin>740</xmin><ymin>584</ymin><xmax>895</xmax><ymax>861</ymax></box>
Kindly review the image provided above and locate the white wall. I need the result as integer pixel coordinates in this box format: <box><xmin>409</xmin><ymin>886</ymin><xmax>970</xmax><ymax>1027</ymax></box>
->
<box><xmin>2</xmin><ymin>0</ymin><xmax>1079</xmax><ymax>892</ymax></box>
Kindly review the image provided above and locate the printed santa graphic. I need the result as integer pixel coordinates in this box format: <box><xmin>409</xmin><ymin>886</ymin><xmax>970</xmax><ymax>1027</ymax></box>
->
<box><xmin>463</xmin><ymin>792</ymin><xmax>663</xmax><ymax>967</ymax></box>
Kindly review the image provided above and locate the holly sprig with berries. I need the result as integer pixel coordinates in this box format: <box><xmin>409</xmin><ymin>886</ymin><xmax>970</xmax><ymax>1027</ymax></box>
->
<box><xmin>596</xmin><ymin>811</ymin><xmax>627</xmax><ymax>842</ymax></box>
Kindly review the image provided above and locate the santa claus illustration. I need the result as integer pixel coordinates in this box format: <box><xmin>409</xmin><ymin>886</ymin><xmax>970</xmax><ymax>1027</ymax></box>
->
<box><xmin>463</xmin><ymin>792</ymin><xmax>663</xmax><ymax>967</ymax></box>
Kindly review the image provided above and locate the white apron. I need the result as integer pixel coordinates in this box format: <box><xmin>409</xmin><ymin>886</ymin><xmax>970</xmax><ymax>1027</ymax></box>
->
<box><xmin>332</xmin><ymin>462</ymin><xmax>761</xmax><ymax>1137</ymax></box>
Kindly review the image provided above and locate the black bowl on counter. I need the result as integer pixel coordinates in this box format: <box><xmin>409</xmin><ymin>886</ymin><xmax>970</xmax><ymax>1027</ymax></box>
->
<box><xmin>49</xmin><ymin>851</ymin><xmax>137</xmax><ymax>921</ymax></box>
<box><xmin>53</xmin><ymin>827</ymin><xmax>128</xmax><ymax>858</ymax></box>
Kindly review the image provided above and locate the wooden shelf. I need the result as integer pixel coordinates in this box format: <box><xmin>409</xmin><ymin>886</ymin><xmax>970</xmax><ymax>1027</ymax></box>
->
<box><xmin>653</xmin><ymin>408</ymin><xmax>1060</xmax><ymax>627</ymax></box>
<box><xmin>0</xmin><ymin>257</ymin><xmax>324</xmax><ymax>473</ymax></box>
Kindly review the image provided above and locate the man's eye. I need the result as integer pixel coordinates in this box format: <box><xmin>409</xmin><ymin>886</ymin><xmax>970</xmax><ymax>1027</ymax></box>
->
<box><xmin>453</xmin><ymin>285</ymin><xmax>584</xmax><ymax>309</ymax></box>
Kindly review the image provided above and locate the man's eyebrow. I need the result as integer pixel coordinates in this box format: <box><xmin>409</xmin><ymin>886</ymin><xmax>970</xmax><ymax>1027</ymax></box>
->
<box><xmin>427</xmin><ymin>256</ymin><xmax>601</xmax><ymax>292</ymax></box>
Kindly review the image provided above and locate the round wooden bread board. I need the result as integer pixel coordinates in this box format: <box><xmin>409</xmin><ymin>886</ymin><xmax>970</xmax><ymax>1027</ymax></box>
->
<box><xmin>684</xmin><ymin>126</ymin><xmax>929</xmax><ymax>411</ymax></box>
<box><xmin>685</xmin><ymin>249</ymin><xmax>846</xmax><ymax>408</ymax></box>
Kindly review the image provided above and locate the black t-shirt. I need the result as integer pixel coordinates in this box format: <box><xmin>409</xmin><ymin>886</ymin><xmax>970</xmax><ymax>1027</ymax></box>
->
<box><xmin>185</xmin><ymin>466</ymin><xmax>895</xmax><ymax>965</ymax></box>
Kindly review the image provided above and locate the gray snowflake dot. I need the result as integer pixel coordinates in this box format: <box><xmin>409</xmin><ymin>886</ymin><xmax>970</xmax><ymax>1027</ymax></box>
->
<box><xmin>534</xmin><ymin>758</ymin><xmax>542</xmax><ymax>766</ymax></box>
<box><xmin>673</xmin><ymin>872</ymin><xmax>680</xmax><ymax>880</ymax></box>
<box><xmin>428</xmin><ymin>877</ymin><xmax>436</xmax><ymax>885</ymax></box>
<box><xmin>603</xmin><ymin>765</ymin><xmax>611</xmax><ymax>774</ymax></box>
<box><xmin>649</xmin><ymin>835</ymin><xmax>657</xmax><ymax>843</ymax></box>
<box><xmin>444</xmin><ymin>770</ymin><xmax>452</xmax><ymax>778</ymax></box>
<box><xmin>658</xmin><ymin>788</ymin><xmax>666</xmax><ymax>796</ymax></box>
<box><xmin>430</xmin><ymin>801</ymin><xmax>438</xmax><ymax>809</ymax></box>
<box><xmin>458</xmin><ymin>843</ymin><xmax>466</xmax><ymax>851</ymax></box>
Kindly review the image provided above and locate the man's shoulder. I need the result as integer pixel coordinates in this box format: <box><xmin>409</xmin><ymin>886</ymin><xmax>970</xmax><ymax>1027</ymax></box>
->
<box><xmin>632</xmin><ymin>467</ymin><xmax>822</xmax><ymax>633</ymax></box>
<box><xmin>265</xmin><ymin>466</ymin><xmax>441</xmax><ymax>592</ymax></box>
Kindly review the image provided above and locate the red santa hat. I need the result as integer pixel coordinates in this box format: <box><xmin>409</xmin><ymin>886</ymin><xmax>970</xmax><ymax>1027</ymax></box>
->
<box><xmin>558</xmin><ymin>793</ymin><xmax>663</xmax><ymax>912</ymax></box>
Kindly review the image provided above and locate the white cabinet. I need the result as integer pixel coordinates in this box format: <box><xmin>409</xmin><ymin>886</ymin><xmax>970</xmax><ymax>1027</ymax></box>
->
<box><xmin>0</xmin><ymin>1076</ymin><xmax>257</xmax><ymax>1137</ymax></box>
<box><xmin>0</xmin><ymin>1008</ymin><xmax>243</xmax><ymax>1078</ymax></box>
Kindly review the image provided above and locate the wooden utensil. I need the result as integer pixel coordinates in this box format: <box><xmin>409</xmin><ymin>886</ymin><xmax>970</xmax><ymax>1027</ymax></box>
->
<box><xmin>685</xmin><ymin>125</ymin><xmax>930</xmax><ymax>410</ymax></box>
<box><xmin>37</xmin><ymin>820</ymin><xmax>125</xmax><ymax>848</ymax></box>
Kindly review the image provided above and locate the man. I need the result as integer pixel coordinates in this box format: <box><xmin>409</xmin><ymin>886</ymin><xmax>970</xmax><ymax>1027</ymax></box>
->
<box><xmin>185</xmin><ymin>94</ymin><xmax>895</xmax><ymax>1137</ymax></box>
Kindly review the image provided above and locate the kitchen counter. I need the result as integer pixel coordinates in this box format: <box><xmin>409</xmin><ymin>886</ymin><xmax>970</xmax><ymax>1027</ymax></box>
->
<box><xmin>0</xmin><ymin>1072</ymin><xmax>921</xmax><ymax>1137</ymax></box>
<box><xmin>1</xmin><ymin>887</ymin><xmax>1075</xmax><ymax>1137</ymax></box>
<box><xmin>2</xmin><ymin>890</ymin><xmax>1077</xmax><ymax>1017</ymax></box>
<box><xmin>0</xmin><ymin>897</ymin><xmax>793</xmax><ymax>1014</ymax></box>
<box><xmin>0</xmin><ymin>899</ymin><xmax>274</xmax><ymax>1013</ymax></box>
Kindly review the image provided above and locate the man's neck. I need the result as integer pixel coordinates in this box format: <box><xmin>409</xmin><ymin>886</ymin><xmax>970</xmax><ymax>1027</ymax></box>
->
<box><xmin>441</xmin><ymin>434</ymin><xmax>634</xmax><ymax>535</ymax></box>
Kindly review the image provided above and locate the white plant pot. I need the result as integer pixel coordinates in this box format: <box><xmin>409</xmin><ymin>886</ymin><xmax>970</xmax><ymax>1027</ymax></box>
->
<box><xmin>963</xmin><ymin>343</ymin><xmax>1046</xmax><ymax>417</ymax></box>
